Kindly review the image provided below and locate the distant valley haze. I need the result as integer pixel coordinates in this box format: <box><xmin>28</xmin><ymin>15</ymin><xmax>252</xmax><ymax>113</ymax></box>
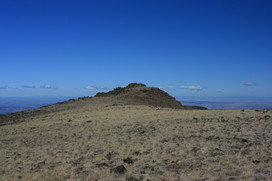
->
<box><xmin>1</xmin><ymin>94</ymin><xmax>272</xmax><ymax>115</ymax></box>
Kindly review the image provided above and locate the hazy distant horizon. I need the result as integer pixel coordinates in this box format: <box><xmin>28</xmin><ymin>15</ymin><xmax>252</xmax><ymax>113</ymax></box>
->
<box><xmin>1</xmin><ymin>95</ymin><xmax>272</xmax><ymax>115</ymax></box>
<box><xmin>180</xmin><ymin>97</ymin><xmax>272</xmax><ymax>110</ymax></box>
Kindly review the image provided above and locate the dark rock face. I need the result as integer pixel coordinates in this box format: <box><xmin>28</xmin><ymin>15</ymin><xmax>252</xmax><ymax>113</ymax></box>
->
<box><xmin>123</xmin><ymin>157</ymin><xmax>134</xmax><ymax>164</ymax></box>
<box><xmin>95</xmin><ymin>83</ymin><xmax>207</xmax><ymax>110</ymax></box>
<box><xmin>126</xmin><ymin>176</ymin><xmax>140</xmax><ymax>181</ymax></box>
<box><xmin>111</xmin><ymin>165</ymin><xmax>127</xmax><ymax>174</ymax></box>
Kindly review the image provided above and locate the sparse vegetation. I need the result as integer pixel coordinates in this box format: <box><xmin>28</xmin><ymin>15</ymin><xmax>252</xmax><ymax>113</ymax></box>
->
<box><xmin>96</xmin><ymin>87</ymin><xmax>128</xmax><ymax>97</ymax></box>
<box><xmin>126</xmin><ymin>83</ymin><xmax>147</xmax><ymax>88</ymax></box>
<box><xmin>77</xmin><ymin>96</ymin><xmax>91</xmax><ymax>100</ymax></box>
<box><xmin>0</xmin><ymin>104</ymin><xmax>271</xmax><ymax>180</ymax></box>
<box><xmin>0</xmin><ymin>84</ymin><xmax>271</xmax><ymax>180</ymax></box>
<box><xmin>96</xmin><ymin>83</ymin><xmax>146</xmax><ymax>97</ymax></box>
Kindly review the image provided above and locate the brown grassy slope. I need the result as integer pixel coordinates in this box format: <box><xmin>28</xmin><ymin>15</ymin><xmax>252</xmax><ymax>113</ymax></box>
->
<box><xmin>0</xmin><ymin>102</ymin><xmax>271</xmax><ymax>181</ymax></box>
<box><xmin>95</xmin><ymin>83</ymin><xmax>207</xmax><ymax>110</ymax></box>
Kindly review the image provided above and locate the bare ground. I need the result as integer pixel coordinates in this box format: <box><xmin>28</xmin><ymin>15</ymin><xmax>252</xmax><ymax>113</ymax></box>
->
<box><xmin>0</xmin><ymin>101</ymin><xmax>271</xmax><ymax>180</ymax></box>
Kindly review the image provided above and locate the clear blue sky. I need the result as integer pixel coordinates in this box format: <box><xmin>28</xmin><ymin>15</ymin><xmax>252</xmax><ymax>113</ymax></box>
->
<box><xmin>1</xmin><ymin>0</ymin><xmax>272</xmax><ymax>98</ymax></box>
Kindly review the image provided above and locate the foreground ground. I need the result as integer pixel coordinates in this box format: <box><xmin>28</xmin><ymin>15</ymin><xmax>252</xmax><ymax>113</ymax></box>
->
<box><xmin>0</xmin><ymin>100</ymin><xmax>271</xmax><ymax>180</ymax></box>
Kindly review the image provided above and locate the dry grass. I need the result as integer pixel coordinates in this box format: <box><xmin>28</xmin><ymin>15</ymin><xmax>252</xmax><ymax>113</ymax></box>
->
<box><xmin>0</xmin><ymin>102</ymin><xmax>271</xmax><ymax>181</ymax></box>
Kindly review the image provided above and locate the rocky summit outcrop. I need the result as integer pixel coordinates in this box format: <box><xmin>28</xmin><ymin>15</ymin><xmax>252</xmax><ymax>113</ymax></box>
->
<box><xmin>95</xmin><ymin>83</ymin><xmax>207</xmax><ymax>110</ymax></box>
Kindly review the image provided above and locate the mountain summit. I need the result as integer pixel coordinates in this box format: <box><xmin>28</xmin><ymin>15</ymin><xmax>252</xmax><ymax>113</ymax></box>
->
<box><xmin>94</xmin><ymin>83</ymin><xmax>207</xmax><ymax>110</ymax></box>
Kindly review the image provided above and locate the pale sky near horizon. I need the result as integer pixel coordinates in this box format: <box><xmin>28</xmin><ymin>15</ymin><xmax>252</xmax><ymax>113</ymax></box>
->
<box><xmin>1</xmin><ymin>0</ymin><xmax>272</xmax><ymax>98</ymax></box>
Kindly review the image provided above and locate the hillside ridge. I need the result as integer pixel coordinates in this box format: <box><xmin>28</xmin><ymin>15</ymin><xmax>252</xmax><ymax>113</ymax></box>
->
<box><xmin>0</xmin><ymin>83</ymin><xmax>207</xmax><ymax>126</ymax></box>
<box><xmin>94</xmin><ymin>83</ymin><xmax>207</xmax><ymax>109</ymax></box>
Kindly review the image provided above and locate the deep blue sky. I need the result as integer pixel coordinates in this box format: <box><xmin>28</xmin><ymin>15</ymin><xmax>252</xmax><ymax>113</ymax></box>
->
<box><xmin>1</xmin><ymin>0</ymin><xmax>272</xmax><ymax>98</ymax></box>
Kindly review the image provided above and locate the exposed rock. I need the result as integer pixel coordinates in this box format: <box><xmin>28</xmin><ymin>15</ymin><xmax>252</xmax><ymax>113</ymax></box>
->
<box><xmin>264</xmin><ymin>115</ymin><xmax>271</xmax><ymax>119</ymax></box>
<box><xmin>252</xmin><ymin>160</ymin><xmax>261</xmax><ymax>164</ymax></box>
<box><xmin>126</xmin><ymin>176</ymin><xmax>140</xmax><ymax>181</ymax></box>
<box><xmin>111</xmin><ymin>165</ymin><xmax>127</xmax><ymax>174</ymax></box>
<box><xmin>123</xmin><ymin>157</ymin><xmax>134</xmax><ymax>164</ymax></box>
